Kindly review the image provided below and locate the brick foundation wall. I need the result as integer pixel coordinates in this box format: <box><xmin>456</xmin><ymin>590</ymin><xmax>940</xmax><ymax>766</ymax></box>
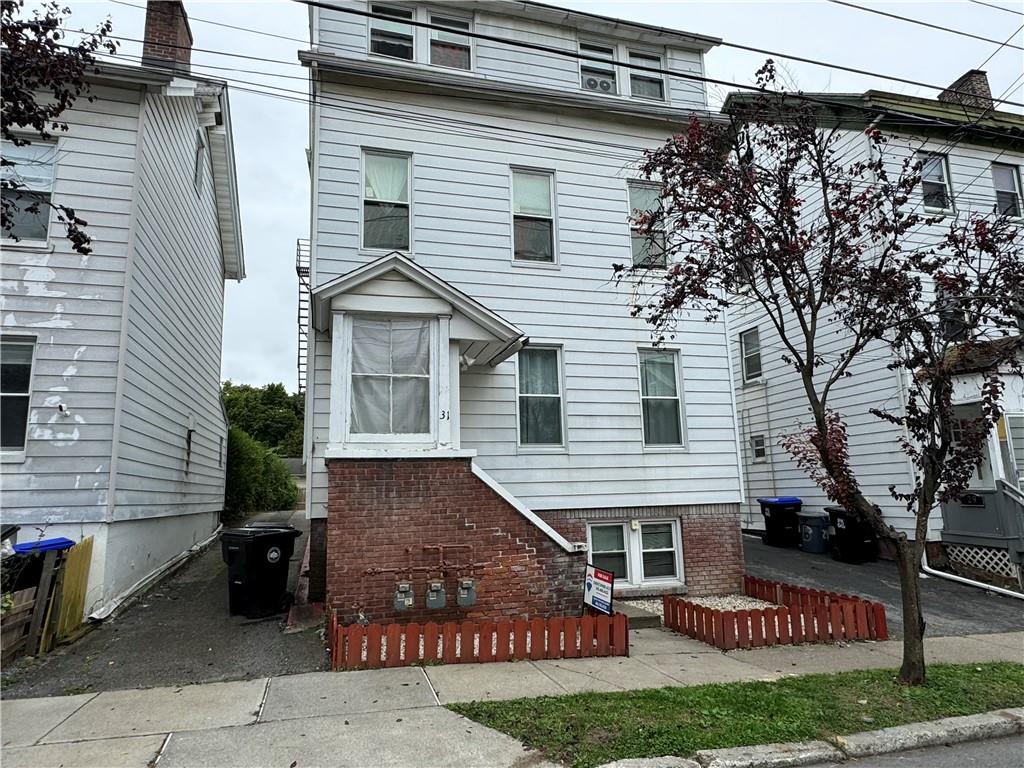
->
<box><xmin>326</xmin><ymin>457</ymin><xmax>584</xmax><ymax>625</ymax></box>
<box><xmin>540</xmin><ymin>503</ymin><xmax>744</xmax><ymax>597</ymax></box>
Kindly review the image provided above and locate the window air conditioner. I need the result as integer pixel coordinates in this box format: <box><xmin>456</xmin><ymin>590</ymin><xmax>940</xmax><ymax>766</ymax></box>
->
<box><xmin>583</xmin><ymin>75</ymin><xmax>614</xmax><ymax>93</ymax></box>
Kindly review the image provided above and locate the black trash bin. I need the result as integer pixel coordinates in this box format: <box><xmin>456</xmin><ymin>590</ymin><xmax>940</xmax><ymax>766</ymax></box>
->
<box><xmin>220</xmin><ymin>524</ymin><xmax>302</xmax><ymax>618</ymax></box>
<box><xmin>757</xmin><ymin>497</ymin><xmax>803</xmax><ymax>547</ymax></box>
<box><xmin>825</xmin><ymin>506</ymin><xmax>878</xmax><ymax>563</ymax></box>
<box><xmin>797</xmin><ymin>509</ymin><xmax>830</xmax><ymax>554</ymax></box>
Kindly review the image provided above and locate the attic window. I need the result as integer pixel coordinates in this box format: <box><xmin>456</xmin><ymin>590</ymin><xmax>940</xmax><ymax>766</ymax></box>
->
<box><xmin>430</xmin><ymin>14</ymin><xmax>471</xmax><ymax>70</ymax></box>
<box><xmin>369</xmin><ymin>4</ymin><xmax>414</xmax><ymax>61</ymax></box>
<box><xmin>580</xmin><ymin>42</ymin><xmax>617</xmax><ymax>94</ymax></box>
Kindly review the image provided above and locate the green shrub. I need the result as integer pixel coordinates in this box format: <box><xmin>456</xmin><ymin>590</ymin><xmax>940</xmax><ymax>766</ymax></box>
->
<box><xmin>223</xmin><ymin>426</ymin><xmax>298</xmax><ymax>523</ymax></box>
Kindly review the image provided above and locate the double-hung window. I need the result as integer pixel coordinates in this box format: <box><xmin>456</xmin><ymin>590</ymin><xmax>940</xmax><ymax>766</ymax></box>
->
<box><xmin>589</xmin><ymin>521</ymin><xmax>681</xmax><ymax>585</ymax></box>
<box><xmin>517</xmin><ymin>347</ymin><xmax>563</xmax><ymax>446</ymax></box>
<box><xmin>628</xmin><ymin>51</ymin><xmax>665</xmax><ymax>100</ymax></box>
<box><xmin>1</xmin><ymin>338</ymin><xmax>34</xmax><ymax>454</ymax></box>
<box><xmin>1</xmin><ymin>141</ymin><xmax>56</xmax><ymax>245</ymax></box>
<box><xmin>363</xmin><ymin>150</ymin><xmax>410</xmax><ymax>251</ymax></box>
<box><xmin>740</xmin><ymin>328</ymin><xmax>762</xmax><ymax>382</ymax></box>
<box><xmin>919</xmin><ymin>152</ymin><xmax>953</xmax><ymax>211</ymax></box>
<box><xmin>369</xmin><ymin>4</ymin><xmax>415</xmax><ymax>61</ymax></box>
<box><xmin>628</xmin><ymin>181</ymin><xmax>665</xmax><ymax>267</ymax></box>
<box><xmin>579</xmin><ymin>42</ymin><xmax>617</xmax><ymax>94</ymax></box>
<box><xmin>430</xmin><ymin>14</ymin><xmax>471</xmax><ymax>70</ymax></box>
<box><xmin>751</xmin><ymin>434</ymin><xmax>768</xmax><ymax>462</ymax></box>
<box><xmin>992</xmin><ymin>163</ymin><xmax>1022</xmax><ymax>218</ymax></box>
<box><xmin>512</xmin><ymin>169</ymin><xmax>555</xmax><ymax>263</ymax></box>
<box><xmin>638</xmin><ymin>349</ymin><xmax>683</xmax><ymax>446</ymax></box>
<box><xmin>349</xmin><ymin>317</ymin><xmax>431</xmax><ymax>437</ymax></box>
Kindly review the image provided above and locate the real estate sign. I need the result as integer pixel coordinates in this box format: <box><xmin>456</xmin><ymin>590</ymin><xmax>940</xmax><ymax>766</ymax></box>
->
<box><xmin>583</xmin><ymin>563</ymin><xmax>614</xmax><ymax>615</ymax></box>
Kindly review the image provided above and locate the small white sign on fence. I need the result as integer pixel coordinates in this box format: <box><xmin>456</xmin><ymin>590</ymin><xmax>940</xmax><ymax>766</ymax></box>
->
<box><xmin>583</xmin><ymin>563</ymin><xmax>614</xmax><ymax>615</ymax></box>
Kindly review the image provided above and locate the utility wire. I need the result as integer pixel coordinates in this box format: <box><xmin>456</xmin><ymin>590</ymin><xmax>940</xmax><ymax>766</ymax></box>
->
<box><xmin>110</xmin><ymin>0</ymin><xmax>1024</xmax><ymax>110</ymax></box>
<box><xmin>968</xmin><ymin>0</ymin><xmax>1024</xmax><ymax>16</ymax></box>
<box><xmin>826</xmin><ymin>0</ymin><xmax>1024</xmax><ymax>51</ymax></box>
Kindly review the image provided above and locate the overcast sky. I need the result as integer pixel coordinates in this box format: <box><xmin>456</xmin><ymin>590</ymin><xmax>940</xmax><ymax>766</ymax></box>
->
<box><xmin>61</xmin><ymin>1</ymin><xmax>1024</xmax><ymax>390</ymax></box>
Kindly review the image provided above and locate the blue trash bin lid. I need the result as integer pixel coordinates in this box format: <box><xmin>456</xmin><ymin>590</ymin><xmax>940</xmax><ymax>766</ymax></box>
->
<box><xmin>12</xmin><ymin>537</ymin><xmax>75</xmax><ymax>554</ymax></box>
<box><xmin>756</xmin><ymin>496</ymin><xmax>802</xmax><ymax>505</ymax></box>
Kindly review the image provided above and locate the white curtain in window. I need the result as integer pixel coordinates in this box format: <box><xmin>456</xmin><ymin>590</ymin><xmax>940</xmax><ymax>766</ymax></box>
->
<box><xmin>640</xmin><ymin>352</ymin><xmax>677</xmax><ymax>397</ymax></box>
<box><xmin>391</xmin><ymin>320</ymin><xmax>429</xmax><ymax>374</ymax></box>
<box><xmin>519</xmin><ymin>348</ymin><xmax>558</xmax><ymax>394</ymax></box>
<box><xmin>364</xmin><ymin>153</ymin><xmax>408</xmax><ymax>202</ymax></box>
<box><xmin>351</xmin><ymin>319</ymin><xmax>390</xmax><ymax>374</ymax></box>
<box><xmin>513</xmin><ymin>172</ymin><xmax>551</xmax><ymax>216</ymax></box>
<box><xmin>350</xmin><ymin>318</ymin><xmax>430</xmax><ymax>435</ymax></box>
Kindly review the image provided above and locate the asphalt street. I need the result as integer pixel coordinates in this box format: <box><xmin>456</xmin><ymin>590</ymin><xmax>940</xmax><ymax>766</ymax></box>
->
<box><xmin>814</xmin><ymin>735</ymin><xmax>1024</xmax><ymax>767</ymax></box>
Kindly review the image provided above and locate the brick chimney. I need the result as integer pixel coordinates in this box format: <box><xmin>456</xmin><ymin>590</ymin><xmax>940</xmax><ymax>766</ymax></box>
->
<box><xmin>937</xmin><ymin>70</ymin><xmax>993</xmax><ymax>111</ymax></box>
<box><xmin>142</xmin><ymin>0</ymin><xmax>193</xmax><ymax>73</ymax></box>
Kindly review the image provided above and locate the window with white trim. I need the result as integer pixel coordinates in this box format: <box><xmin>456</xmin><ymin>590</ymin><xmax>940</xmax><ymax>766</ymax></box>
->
<box><xmin>1</xmin><ymin>141</ymin><xmax>56</xmax><ymax>245</ymax></box>
<box><xmin>628</xmin><ymin>181</ymin><xmax>665</xmax><ymax>267</ymax></box>
<box><xmin>512</xmin><ymin>169</ymin><xmax>555</xmax><ymax>263</ymax></box>
<box><xmin>628</xmin><ymin>50</ymin><xmax>665</xmax><ymax>100</ymax></box>
<box><xmin>362</xmin><ymin>150</ymin><xmax>411</xmax><ymax>251</ymax></box>
<box><xmin>638</xmin><ymin>349</ymin><xmax>683</xmax><ymax>446</ymax></box>
<box><xmin>992</xmin><ymin>163</ymin><xmax>1022</xmax><ymax>218</ymax></box>
<box><xmin>919</xmin><ymin>152</ymin><xmax>953</xmax><ymax>211</ymax></box>
<box><xmin>517</xmin><ymin>347</ymin><xmax>563</xmax><ymax>446</ymax></box>
<box><xmin>740</xmin><ymin>328</ymin><xmax>762</xmax><ymax>382</ymax></box>
<box><xmin>1</xmin><ymin>338</ymin><xmax>34</xmax><ymax>453</ymax></box>
<box><xmin>751</xmin><ymin>434</ymin><xmax>767</xmax><ymax>462</ymax></box>
<box><xmin>349</xmin><ymin>317</ymin><xmax>431</xmax><ymax>436</ymax></box>
<box><xmin>579</xmin><ymin>41</ymin><xmax>617</xmax><ymax>94</ymax></box>
<box><xmin>369</xmin><ymin>4</ymin><xmax>414</xmax><ymax>61</ymax></box>
<box><xmin>588</xmin><ymin>520</ymin><xmax>681</xmax><ymax>586</ymax></box>
<box><xmin>430</xmin><ymin>14</ymin><xmax>471</xmax><ymax>70</ymax></box>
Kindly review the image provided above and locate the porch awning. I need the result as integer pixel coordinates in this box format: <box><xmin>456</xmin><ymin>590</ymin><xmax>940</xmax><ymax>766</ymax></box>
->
<box><xmin>311</xmin><ymin>252</ymin><xmax>528</xmax><ymax>368</ymax></box>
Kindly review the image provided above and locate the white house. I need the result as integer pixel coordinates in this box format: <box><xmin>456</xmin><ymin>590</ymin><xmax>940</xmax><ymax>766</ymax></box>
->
<box><xmin>1</xmin><ymin>0</ymin><xmax>244</xmax><ymax>617</ymax></box>
<box><xmin>724</xmin><ymin>71</ymin><xmax>1024</xmax><ymax>578</ymax></box>
<box><xmin>299</xmin><ymin>0</ymin><xmax>746</xmax><ymax>623</ymax></box>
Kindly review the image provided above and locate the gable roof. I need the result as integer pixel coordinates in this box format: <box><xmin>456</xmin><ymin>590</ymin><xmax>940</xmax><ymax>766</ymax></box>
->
<box><xmin>312</xmin><ymin>252</ymin><xmax>527</xmax><ymax>363</ymax></box>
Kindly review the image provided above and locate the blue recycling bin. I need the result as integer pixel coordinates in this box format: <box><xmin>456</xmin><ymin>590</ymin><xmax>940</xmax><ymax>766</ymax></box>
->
<box><xmin>757</xmin><ymin>497</ymin><xmax>802</xmax><ymax>547</ymax></box>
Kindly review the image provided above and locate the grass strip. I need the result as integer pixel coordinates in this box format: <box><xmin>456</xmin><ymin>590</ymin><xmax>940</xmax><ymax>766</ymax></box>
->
<box><xmin>449</xmin><ymin>662</ymin><xmax>1024</xmax><ymax>768</ymax></box>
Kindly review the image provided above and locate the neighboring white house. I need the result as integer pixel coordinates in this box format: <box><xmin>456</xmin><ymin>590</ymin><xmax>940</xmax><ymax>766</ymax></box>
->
<box><xmin>1</xmin><ymin>0</ymin><xmax>244</xmax><ymax>617</ymax></box>
<box><xmin>724</xmin><ymin>72</ymin><xmax>1024</xmax><ymax>568</ymax></box>
<box><xmin>299</xmin><ymin>0</ymin><xmax>746</xmax><ymax>622</ymax></box>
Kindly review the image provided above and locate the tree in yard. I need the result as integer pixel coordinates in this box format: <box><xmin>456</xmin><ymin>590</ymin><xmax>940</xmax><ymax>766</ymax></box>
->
<box><xmin>617</xmin><ymin>61</ymin><xmax>1023</xmax><ymax>685</ymax></box>
<box><xmin>2</xmin><ymin>0</ymin><xmax>116</xmax><ymax>254</ymax></box>
<box><xmin>221</xmin><ymin>381</ymin><xmax>304</xmax><ymax>457</ymax></box>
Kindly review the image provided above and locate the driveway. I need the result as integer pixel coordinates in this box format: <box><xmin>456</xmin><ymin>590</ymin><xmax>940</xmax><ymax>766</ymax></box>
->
<box><xmin>744</xmin><ymin>534</ymin><xmax>1024</xmax><ymax>639</ymax></box>
<box><xmin>1</xmin><ymin>510</ymin><xmax>326</xmax><ymax>700</ymax></box>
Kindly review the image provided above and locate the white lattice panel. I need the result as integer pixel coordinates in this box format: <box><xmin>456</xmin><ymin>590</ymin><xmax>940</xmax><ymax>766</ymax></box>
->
<box><xmin>945</xmin><ymin>544</ymin><xmax>1020</xmax><ymax>580</ymax></box>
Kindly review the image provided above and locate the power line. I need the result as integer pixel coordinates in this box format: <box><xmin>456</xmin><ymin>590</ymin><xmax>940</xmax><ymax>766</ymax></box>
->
<box><xmin>826</xmin><ymin>0</ymin><xmax>1024</xmax><ymax>51</ymax></box>
<box><xmin>112</xmin><ymin>0</ymin><xmax>1024</xmax><ymax>111</ymax></box>
<box><xmin>968</xmin><ymin>0</ymin><xmax>1024</xmax><ymax>16</ymax></box>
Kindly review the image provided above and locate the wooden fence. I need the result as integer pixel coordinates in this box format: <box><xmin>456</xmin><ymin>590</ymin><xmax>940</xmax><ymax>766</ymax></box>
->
<box><xmin>329</xmin><ymin>612</ymin><xmax>629</xmax><ymax>671</ymax></box>
<box><xmin>663</xmin><ymin>576</ymin><xmax>888</xmax><ymax>650</ymax></box>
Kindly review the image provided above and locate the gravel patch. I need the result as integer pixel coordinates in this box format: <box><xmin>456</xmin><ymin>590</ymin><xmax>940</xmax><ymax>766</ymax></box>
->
<box><xmin>622</xmin><ymin>594</ymin><xmax>776</xmax><ymax>622</ymax></box>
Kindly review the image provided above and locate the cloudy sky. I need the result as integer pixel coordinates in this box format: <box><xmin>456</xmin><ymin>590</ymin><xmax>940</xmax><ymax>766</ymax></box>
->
<box><xmin>62</xmin><ymin>1</ymin><xmax>1023</xmax><ymax>390</ymax></box>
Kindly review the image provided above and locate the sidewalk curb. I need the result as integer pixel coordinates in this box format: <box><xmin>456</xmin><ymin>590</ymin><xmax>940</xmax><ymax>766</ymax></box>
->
<box><xmin>596</xmin><ymin>708</ymin><xmax>1024</xmax><ymax>768</ymax></box>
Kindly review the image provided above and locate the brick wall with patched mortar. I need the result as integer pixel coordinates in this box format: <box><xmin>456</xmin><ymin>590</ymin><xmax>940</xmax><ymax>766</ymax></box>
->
<box><xmin>539</xmin><ymin>503</ymin><xmax>744</xmax><ymax>597</ymax></box>
<box><xmin>325</xmin><ymin>457</ymin><xmax>584</xmax><ymax>625</ymax></box>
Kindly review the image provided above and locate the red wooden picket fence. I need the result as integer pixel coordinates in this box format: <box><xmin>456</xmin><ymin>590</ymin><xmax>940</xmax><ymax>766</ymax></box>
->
<box><xmin>663</xmin><ymin>576</ymin><xmax>888</xmax><ymax>651</ymax></box>
<box><xmin>328</xmin><ymin>612</ymin><xmax>630</xmax><ymax>671</ymax></box>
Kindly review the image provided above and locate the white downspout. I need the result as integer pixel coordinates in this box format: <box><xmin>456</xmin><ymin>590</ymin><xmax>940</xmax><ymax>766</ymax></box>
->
<box><xmin>920</xmin><ymin>545</ymin><xmax>1024</xmax><ymax>600</ymax></box>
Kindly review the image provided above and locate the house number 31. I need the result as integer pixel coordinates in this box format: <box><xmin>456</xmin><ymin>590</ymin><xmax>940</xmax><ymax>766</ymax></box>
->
<box><xmin>440</xmin><ymin>410</ymin><xmax>450</xmax><ymax>420</ymax></box>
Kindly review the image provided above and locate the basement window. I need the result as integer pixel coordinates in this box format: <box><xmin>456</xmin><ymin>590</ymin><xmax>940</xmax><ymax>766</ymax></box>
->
<box><xmin>588</xmin><ymin>520</ymin><xmax>682</xmax><ymax>586</ymax></box>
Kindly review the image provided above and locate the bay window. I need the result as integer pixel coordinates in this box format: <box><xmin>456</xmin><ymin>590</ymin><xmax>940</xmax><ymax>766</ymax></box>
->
<box><xmin>517</xmin><ymin>347</ymin><xmax>563</xmax><ymax>446</ymax></box>
<box><xmin>638</xmin><ymin>349</ymin><xmax>683</xmax><ymax>446</ymax></box>
<box><xmin>512</xmin><ymin>169</ymin><xmax>555</xmax><ymax>263</ymax></box>
<box><xmin>349</xmin><ymin>317</ymin><xmax>431</xmax><ymax>437</ymax></box>
<box><xmin>363</xmin><ymin>150</ymin><xmax>410</xmax><ymax>251</ymax></box>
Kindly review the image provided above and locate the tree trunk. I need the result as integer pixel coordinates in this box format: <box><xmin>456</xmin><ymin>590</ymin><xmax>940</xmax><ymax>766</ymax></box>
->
<box><xmin>893</xmin><ymin>537</ymin><xmax>926</xmax><ymax>685</ymax></box>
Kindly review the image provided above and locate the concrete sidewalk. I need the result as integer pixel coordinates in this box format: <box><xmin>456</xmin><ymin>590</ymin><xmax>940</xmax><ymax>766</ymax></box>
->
<box><xmin>2</xmin><ymin>628</ymin><xmax>1021</xmax><ymax>767</ymax></box>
